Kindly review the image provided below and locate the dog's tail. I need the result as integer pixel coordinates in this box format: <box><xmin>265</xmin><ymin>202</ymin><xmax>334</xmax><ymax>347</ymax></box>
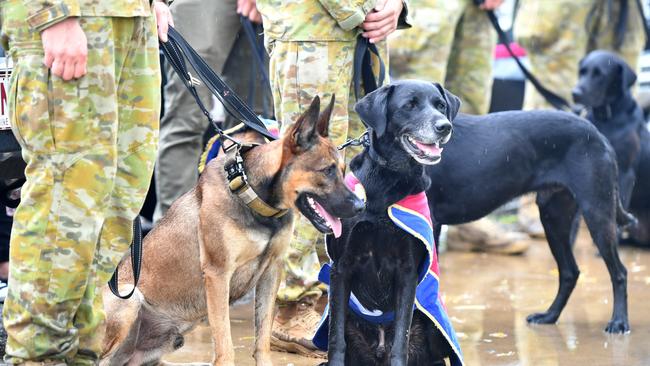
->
<box><xmin>616</xmin><ymin>197</ymin><xmax>638</xmax><ymax>231</ymax></box>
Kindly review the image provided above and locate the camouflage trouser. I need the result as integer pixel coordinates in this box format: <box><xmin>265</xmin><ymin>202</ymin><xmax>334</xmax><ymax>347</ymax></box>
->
<box><xmin>389</xmin><ymin>0</ymin><xmax>496</xmax><ymax>115</ymax></box>
<box><xmin>515</xmin><ymin>0</ymin><xmax>645</xmax><ymax>110</ymax></box>
<box><xmin>2</xmin><ymin>8</ymin><xmax>160</xmax><ymax>365</ymax></box>
<box><xmin>268</xmin><ymin>40</ymin><xmax>383</xmax><ymax>302</ymax></box>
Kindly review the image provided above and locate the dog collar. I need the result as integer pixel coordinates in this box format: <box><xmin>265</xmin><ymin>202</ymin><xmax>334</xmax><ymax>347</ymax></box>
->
<box><xmin>225</xmin><ymin>146</ymin><xmax>289</xmax><ymax>219</ymax></box>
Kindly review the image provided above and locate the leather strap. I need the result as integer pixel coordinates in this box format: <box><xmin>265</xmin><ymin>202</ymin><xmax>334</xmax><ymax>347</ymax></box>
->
<box><xmin>228</xmin><ymin>176</ymin><xmax>288</xmax><ymax>218</ymax></box>
<box><xmin>108</xmin><ymin>216</ymin><xmax>142</xmax><ymax>299</ymax></box>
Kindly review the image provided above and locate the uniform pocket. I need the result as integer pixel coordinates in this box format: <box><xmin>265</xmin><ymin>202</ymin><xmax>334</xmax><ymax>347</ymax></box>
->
<box><xmin>10</xmin><ymin>55</ymin><xmax>56</xmax><ymax>153</ymax></box>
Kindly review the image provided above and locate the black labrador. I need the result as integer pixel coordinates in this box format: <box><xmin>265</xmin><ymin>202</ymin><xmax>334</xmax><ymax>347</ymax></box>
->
<box><xmin>322</xmin><ymin>80</ymin><xmax>459</xmax><ymax>365</ymax></box>
<box><xmin>572</xmin><ymin>50</ymin><xmax>650</xmax><ymax>246</ymax></box>
<box><xmin>426</xmin><ymin>109</ymin><xmax>635</xmax><ymax>333</ymax></box>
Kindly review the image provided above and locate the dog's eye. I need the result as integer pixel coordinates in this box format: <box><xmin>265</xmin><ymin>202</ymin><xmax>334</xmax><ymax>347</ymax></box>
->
<box><xmin>435</xmin><ymin>101</ymin><xmax>447</xmax><ymax>113</ymax></box>
<box><xmin>320</xmin><ymin>164</ymin><xmax>337</xmax><ymax>178</ymax></box>
<box><xmin>405</xmin><ymin>99</ymin><xmax>418</xmax><ymax>109</ymax></box>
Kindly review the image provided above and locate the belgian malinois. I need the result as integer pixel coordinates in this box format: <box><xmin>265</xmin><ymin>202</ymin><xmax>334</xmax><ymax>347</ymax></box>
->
<box><xmin>100</xmin><ymin>96</ymin><xmax>365</xmax><ymax>366</ymax></box>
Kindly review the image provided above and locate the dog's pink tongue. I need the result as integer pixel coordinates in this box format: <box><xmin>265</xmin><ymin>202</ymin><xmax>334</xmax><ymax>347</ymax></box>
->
<box><xmin>314</xmin><ymin>202</ymin><xmax>342</xmax><ymax>238</ymax></box>
<box><xmin>415</xmin><ymin>141</ymin><xmax>442</xmax><ymax>155</ymax></box>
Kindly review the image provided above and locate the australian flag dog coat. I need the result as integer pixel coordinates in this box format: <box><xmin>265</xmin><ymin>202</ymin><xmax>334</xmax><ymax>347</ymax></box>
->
<box><xmin>313</xmin><ymin>173</ymin><xmax>464</xmax><ymax>366</ymax></box>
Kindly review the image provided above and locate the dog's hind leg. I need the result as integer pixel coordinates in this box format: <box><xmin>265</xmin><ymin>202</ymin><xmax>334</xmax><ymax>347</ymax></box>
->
<box><xmin>582</xmin><ymin>203</ymin><xmax>630</xmax><ymax>333</ymax></box>
<box><xmin>527</xmin><ymin>190</ymin><xmax>580</xmax><ymax>326</ymax></box>
<box><xmin>253</xmin><ymin>259</ymin><xmax>282</xmax><ymax>366</ymax></box>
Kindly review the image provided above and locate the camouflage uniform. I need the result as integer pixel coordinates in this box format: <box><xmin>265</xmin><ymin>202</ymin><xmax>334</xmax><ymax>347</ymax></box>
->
<box><xmin>257</xmin><ymin>0</ymin><xmax>410</xmax><ymax>303</ymax></box>
<box><xmin>390</xmin><ymin>0</ymin><xmax>496</xmax><ymax>115</ymax></box>
<box><xmin>516</xmin><ymin>0</ymin><xmax>646</xmax><ymax>110</ymax></box>
<box><xmin>1</xmin><ymin>0</ymin><xmax>160</xmax><ymax>364</ymax></box>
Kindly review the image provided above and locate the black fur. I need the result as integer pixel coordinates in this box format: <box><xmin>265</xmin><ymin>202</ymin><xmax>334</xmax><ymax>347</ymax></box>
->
<box><xmin>573</xmin><ymin>50</ymin><xmax>650</xmax><ymax>246</ymax></box>
<box><xmin>322</xmin><ymin>81</ymin><xmax>458</xmax><ymax>366</ymax></box>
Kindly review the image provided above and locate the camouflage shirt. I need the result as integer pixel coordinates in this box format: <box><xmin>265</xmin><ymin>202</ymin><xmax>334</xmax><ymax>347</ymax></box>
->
<box><xmin>257</xmin><ymin>0</ymin><xmax>411</xmax><ymax>42</ymax></box>
<box><xmin>15</xmin><ymin>0</ymin><xmax>152</xmax><ymax>32</ymax></box>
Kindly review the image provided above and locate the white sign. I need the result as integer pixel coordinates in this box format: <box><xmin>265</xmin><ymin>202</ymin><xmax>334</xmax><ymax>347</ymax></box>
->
<box><xmin>0</xmin><ymin>57</ymin><xmax>13</xmax><ymax>130</ymax></box>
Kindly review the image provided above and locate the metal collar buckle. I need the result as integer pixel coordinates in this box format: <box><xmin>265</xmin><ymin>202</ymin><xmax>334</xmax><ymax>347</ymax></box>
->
<box><xmin>338</xmin><ymin>131</ymin><xmax>370</xmax><ymax>150</ymax></box>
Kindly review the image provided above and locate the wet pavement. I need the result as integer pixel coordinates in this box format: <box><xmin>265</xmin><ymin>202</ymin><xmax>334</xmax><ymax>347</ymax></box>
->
<box><xmin>164</xmin><ymin>230</ymin><xmax>650</xmax><ymax>365</ymax></box>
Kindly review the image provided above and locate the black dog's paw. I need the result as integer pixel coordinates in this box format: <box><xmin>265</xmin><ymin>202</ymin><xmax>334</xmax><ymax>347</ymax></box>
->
<box><xmin>526</xmin><ymin>312</ymin><xmax>559</xmax><ymax>325</ymax></box>
<box><xmin>605</xmin><ymin>319</ymin><xmax>630</xmax><ymax>334</ymax></box>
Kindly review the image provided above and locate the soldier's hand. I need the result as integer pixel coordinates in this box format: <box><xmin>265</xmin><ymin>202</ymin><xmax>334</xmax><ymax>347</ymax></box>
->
<box><xmin>41</xmin><ymin>18</ymin><xmax>88</xmax><ymax>81</ymax></box>
<box><xmin>237</xmin><ymin>0</ymin><xmax>262</xmax><ymax>24</ymax></box>
<box><xmin>479</xmin><ymin>0</ymin><xmax>504</xmax><ymax>10</ymax></box>
<box><xmin>154</xmin><ymin>1</ymin><xmax>174</xmax><ymax>42</ymax></box>
<box><xmin>362</xmin><ymin>0</ymin><xmax>404</xmax><ymax>44</ymax></box>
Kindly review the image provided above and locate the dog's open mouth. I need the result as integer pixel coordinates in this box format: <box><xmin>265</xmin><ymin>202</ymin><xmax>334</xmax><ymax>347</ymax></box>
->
<box><xmin>296</xmin><ymin>194</ymin><xmax>342</xmax><ymax>238</ymax></box>
<box><xmin>401</xmin><ymin>134</ymin><xmax>443</xmax><ymax>165</ymax></box>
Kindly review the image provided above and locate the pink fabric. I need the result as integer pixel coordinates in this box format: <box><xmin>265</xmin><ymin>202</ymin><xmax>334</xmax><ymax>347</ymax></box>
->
<box><xmin>494</xmin><ymin>43</ymin><xmax>527</xmax><ymax>59</ymax></box>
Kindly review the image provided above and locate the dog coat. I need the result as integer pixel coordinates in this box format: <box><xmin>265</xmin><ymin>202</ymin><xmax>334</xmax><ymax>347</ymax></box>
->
<box><xmin>312</xmin><ymin>174</ymin><xmax>464</xmax><ymax>366</ymax></box>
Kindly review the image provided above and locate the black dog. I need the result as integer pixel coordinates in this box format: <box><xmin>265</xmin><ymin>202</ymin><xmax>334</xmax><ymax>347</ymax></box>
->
<box><xmin>573</xmin><ymin>50</ymin><xmax>650</xmax><ymax>246</ymax></box>
<box><xmin>426</xmin><ymin>108</ymin><xmax>636</xmax><ymax>333</ymax></box>
<box><xmin>321</xmin><ymin>81</ymin><xmax>460</xmax><ymax>365</ymax></box>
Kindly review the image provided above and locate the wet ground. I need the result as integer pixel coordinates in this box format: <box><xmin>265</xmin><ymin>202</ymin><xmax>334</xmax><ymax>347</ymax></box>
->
<box><xmin>164</xmin><ymin>230</ymin><xmax>650</xmax><ymax>366</ymax></box>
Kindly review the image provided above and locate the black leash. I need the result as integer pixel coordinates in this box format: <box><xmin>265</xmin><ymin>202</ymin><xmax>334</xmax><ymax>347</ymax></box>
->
<box><xmin>484</xmin><ymin>10</ymin><xmax>573</xmax><ymax>111</ymax></box>
<box><xmin>108</xmin><ymin>216</ymin><xmax>142</xmax><ymax>299</ymax></box>
<box><xmin>109</xmin><ymin>26</ymin><xmax>278</xmax><ymax>299</ymax></box>
<box><xmin>161</xmin><ymin>26</ymin><xmax>277</xmax><ymax>143</ymax></box>
<box><xmin>353</xmin><ymin>35</ymin><xmax>386</xmax><ymax>101</ymax></box>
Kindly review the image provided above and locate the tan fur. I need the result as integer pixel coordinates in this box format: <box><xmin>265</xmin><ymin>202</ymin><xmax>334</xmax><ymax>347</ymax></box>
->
<box><xmin>100</xmin><ymin>97</ymin><xmax>346</xmax><ymax>366</ymax></box>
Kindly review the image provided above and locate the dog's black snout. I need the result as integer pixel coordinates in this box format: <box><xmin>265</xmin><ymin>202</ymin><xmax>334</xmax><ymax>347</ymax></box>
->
<box><xmin>572</xmin><ymin>87</ymin><xmax>584</xmax><ymax>103</ymax></box>
<box><xmin>434</xmin><ymin>120</ymin><xmax>452</xmax><ymax>135</ymax></box>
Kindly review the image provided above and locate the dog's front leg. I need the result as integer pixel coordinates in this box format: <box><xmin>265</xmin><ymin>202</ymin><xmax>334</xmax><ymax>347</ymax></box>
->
<box><xmin>391</xmin><ymin>262</ymin><xmax>418</xmax><ymax>366</ymax></box>
<box><xmin>203</xmin><ymin>266</ymin><xmax>235</xmax><ymax>366</ymax></box>
<box><xmin>328</xmin><ymin>260</ymin><xmax>351</xmax><ymax>365</ymax></box>
<box><xmin>253</xmin><ymin>259</ymin><xmax>282</xmax><ymax>366</ymax></box>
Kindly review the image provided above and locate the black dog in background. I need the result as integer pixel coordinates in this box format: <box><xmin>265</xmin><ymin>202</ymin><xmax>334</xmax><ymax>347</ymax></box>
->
<box><xmin>573</xmin><ymin>50</ymin><xmax>650</xmax><ymax>246</ymax></box>
<box><xmin>425</xmin><ymin>109</ymin><xmax>635</xmax><ymax>333</ymax></box>
<box><xmin>321</xmin><ymin>81</ymin><xmax>459</xmax><ymax>365</ymax></box>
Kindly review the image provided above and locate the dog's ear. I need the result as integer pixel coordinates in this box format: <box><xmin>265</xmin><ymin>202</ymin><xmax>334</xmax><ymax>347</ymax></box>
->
<box><xmin>433</xmin><ymin>82</ymin><xmax>461</xmax><ymax>121</ymax></box>
<box><xmin>618</xmin><ymin>60</ymin><xmax>637</xmax><ymax>92</ymax></box>
<box><xmin>287</xmin><ymin>96</ymin><xmax>320</xmax><ymax>151</ymax></box>
<box><xmin>354</xmin><ymin>85</ymin><xmax>394</xmax><ymax>137</ymax></box>
<box><xmin>316</xmin><ymin>94</ymin><xmax>335</xmax><ymax>138</ymax></box>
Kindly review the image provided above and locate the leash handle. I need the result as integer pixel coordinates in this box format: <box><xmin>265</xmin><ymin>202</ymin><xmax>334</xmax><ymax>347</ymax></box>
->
<box><xmin>354</xmin><ymin>35</ymin><xmax>386</xmax><ymax>101</ymax></box>
<box><xmin>160</xmin><ymin>26</ymin><xmax>278</xmax><ymax>142</ymax></box>
<box><xmin>485</xmin><ymin>10</ymin><xmax>573</xmax><ymax>111</ymax></box>
<box><xmin>109</xmin><ymin>216</ymin><xmax>142</xmax><ymax>299</ymax></box>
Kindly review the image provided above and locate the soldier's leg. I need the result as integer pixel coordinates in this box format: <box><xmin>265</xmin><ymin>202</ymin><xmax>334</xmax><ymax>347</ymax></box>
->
<box><xmin>515</xmin><ymin>0</ymin><xmax>592</xmax><ymax>110</ymax></box>
<box><xmin>70</xmin><ymin>15</ymin><xmax>161</xmax><ymax>365</ymax></box>
<box><xmin>444</xmin><ymin>0</ymin><xmax>496</xmax><ymax>115</ymax></box>
<box><xmin>389</xmin><ymin>0</ymin><xmax>463</xmax><ymax>82</ymax></box>
<box><xmin>2</xmin><ymin>14</ymin><xmax>125</xmax><ymax>364</ymax></box>
<box><xmin>590</xmin><ymin>0</ymin><xmax>645</xmax><ymax>72</ymax></box>
<box><xmin>153</xmin><ymin>0</ymin><xmax>240</xmax><ymax>222</ymax></box>
<box><xmin>269</xmin><ymin>40</ymin><xmax>354</xmax><ymax>355</ymax></box>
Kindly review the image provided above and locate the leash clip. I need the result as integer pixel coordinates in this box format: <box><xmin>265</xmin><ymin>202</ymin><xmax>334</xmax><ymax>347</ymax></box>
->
<box><xmin>338</xmin><ymin>131</ymin><xmax>370</xmax><ymax>150</ymax></box>
<box><xmin>225</xmin><ymin>148</ymin><xmax>247</xmax><ymax>182</ymax></box>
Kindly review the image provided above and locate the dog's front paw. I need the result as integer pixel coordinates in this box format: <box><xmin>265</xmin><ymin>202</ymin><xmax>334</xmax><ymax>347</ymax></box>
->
<box><xmin>605</xmin><ymin>318</ymin><xmax>630</xmax><ymax>334</ymax></box>
<box><xmin>526</xmin><ymin>312</ymin><xmax>559</xmax><ymax>325</ymax></box>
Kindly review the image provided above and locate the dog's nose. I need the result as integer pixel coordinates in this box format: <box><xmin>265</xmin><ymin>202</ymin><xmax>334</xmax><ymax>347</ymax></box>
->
<box><xmin>434</xmin><ymin>120</ymin><xmax>452</xmax><ymax>135</ymax></box>
<box><xmin>572</xmin><ymin>88</ymin><xmax>583</xmax><ymax>103</ymax></box>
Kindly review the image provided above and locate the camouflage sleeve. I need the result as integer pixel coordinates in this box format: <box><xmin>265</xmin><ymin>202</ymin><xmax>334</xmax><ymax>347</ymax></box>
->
<box><xmin>317</xmin><ymin>0</ymin><xmax>376</xmax><ymax>30</ymax></box>
<box><xmin>23</xmin><ymin>0</ymin><xmax>81</xmax><ymax>32</ymax></box>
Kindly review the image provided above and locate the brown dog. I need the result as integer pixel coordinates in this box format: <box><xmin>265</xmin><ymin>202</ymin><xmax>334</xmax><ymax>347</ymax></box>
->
<box><xmin>100</xmin><ymin>96</ymin><xmax>364</xmax><ymax>366</ymax></box>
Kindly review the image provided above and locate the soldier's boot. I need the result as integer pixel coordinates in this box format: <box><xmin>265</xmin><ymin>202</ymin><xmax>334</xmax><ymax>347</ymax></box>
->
<box><xmin>271</xmin><ymin>297</ymin><xmax>326</xmax><ymax>358</ymax></box>
<box><xmin>447</xmin><ymin>217</ymin><xmax>531</xmax><ymax>255</ymax></box>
